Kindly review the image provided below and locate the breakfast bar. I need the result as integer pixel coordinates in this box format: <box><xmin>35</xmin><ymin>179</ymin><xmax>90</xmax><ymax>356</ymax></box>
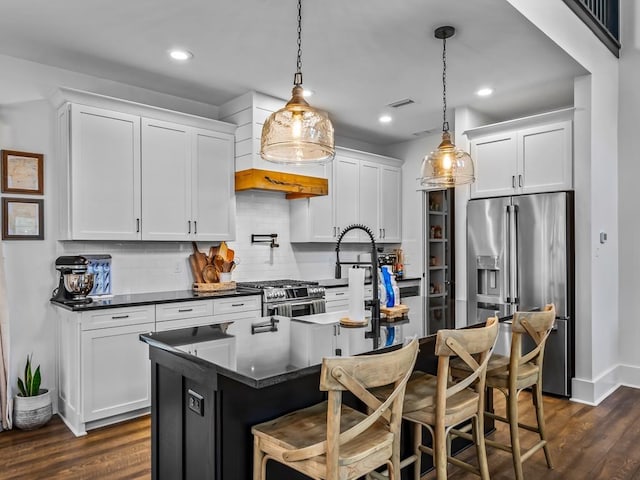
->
<box><xmin>140</xmin><ymin>316</ymin><xmax>492</xmax><ymax>480</ymax></box>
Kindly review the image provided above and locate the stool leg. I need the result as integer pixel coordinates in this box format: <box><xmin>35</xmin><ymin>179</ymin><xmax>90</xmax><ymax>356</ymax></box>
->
<box><xmin>413</xmin><ymin>423</ymin><xmax>422</xmax><ymax>480</ymax></box>
<box><xmin>473</xmin><ymin>413</ymin><xmax>490</xmax><ymax>480</ymax></box>
<box><xmin>533</xmin><ymin>383</ymin><xmax>554</xmax><ymax>469</ymax></box>
<box><xmin>508</xmin><ymin>391</ymin><xmax>524</xmax><ymax>480</ymax></box>
<box><xmin>253</xmin><ymin>436</ymin><xmax>265</xmax><ymax>480</ymax></box>
<box><xmin>434</xmin><ymin>421</ymin><xmax>447</xmax><ymax>480</ymax></box>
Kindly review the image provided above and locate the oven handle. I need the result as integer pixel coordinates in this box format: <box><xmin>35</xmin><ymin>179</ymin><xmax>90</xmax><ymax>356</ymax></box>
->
<box><xmin>267</xmin><ymin>299</ymin><xmax>326</xmax><ymax>309</ymax></box>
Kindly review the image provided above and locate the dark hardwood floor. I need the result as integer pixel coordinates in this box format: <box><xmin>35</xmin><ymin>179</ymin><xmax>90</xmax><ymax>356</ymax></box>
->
<box><xmin>0</xmin><ymin>387</ymin><xmax>639</xmax><ymax>479</ymax></box>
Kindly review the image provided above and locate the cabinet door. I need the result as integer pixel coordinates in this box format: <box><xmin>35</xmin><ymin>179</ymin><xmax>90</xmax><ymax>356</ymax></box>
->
<box><xmin>380</xmin><ymin>165</ymin><xmax>402</xmax><ymax>243</ymax></box>
<box><xmin>469</xmin><ymin>132</ymin><xmax>517</xmax><ymax>199</ymax></box>
<box><xmin>192</xmin><ymin>128</ymin><xmax>236</xmax><ymax>240</ymax></box>
<box><xmin>81</xmin><ymin>322</ymin><xmax>154</xmax><ymax>422</ymax></box>
<box><xmin>335</xmin><ymin>155</ymin><xmax>359</xmax><ymax>241</ymax></box>
<box><xmin>141</xmin><ymin>119</ymin><xmax>191</xmax><ymax>240</ymax></box>
<box><xmin>518</xmin><ymin>120</ymin><xmax>572</xmax><ymax>194</ymax></box>
<box><xmin>70</xmin><ymin>105</ymin><xmax>141</xmax><ymax>240</ymax></box>
<box><xmin>309</xmin><ymin>161</ymin><xmax>336</xmax><ymax>241</ymax></box>
<box><xmin>359</xmin><ymin>161</ymin><xmax>381</xmax><ymax>241</ymax></box>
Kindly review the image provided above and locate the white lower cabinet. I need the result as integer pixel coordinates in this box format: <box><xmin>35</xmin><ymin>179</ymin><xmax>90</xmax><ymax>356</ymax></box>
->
<box><xmin>81</xmin><ymin>322</ymin><xmax>154</xmax><ymax>422</ymax></box>
<box><xmin>56</xmin><ymin>305</ymin><xmax>155</xmax><ymax>436</ymax></box>
<box><xmin>56</xmin><ymin>295</ymin><xmax>261</xmax><ymax>436</ymax></box>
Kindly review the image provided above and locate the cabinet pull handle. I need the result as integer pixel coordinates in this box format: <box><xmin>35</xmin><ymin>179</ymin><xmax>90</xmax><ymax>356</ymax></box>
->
<box><xmin>112</xmin><ymin>315</ymin><xmax>129</xmax><ymax>319</ymax></box>
<box><xmin>333</xmin><ymin>226</ymin><xmax>337</xmax><ymax>237</ymax></box>
<box><xmin>178</xmin><ymin>308</ymin><xmax>193</xmax><ymax>313</ymax></box>
<box><xmin>188</xmin><ymin>220</ymin><xmax>191</xmax><ymax>234</ymax></box>
<box><xmin>335</xmin><ymin>292</ymin><xmax>345</xmax><ymax>296</ymax></box>
<box><xmin>379</xmin><ymin>229</ymin><xmax>383</xmax><ymax>238</ymax></box>
<box><xmin>231</xmin><ymin>303</ymin><xmax>245</xmax><ymax>307</ymax></box>
<box><xmin>136</xmin><ymin>218</ymin><xmax>140</xmax><ymax>233</ymax></box>
<box><xmin>383</xmin><ymin>228</ymin><xmax>386</xmax><ymax>239</ymax></box>
<box><xmin>194</xmin><ymin>220</ymin><xmax>197</xmax><ymax>235</ymax></box>
<box><xmin>518</xmin><ymin>174</ymin><xmax>523</xmax><ymax>187</ymax></box>
<box><xmin>512</xmin><ymin>176</ymin><xmax>516</xmax><ymax>188</ymax></box>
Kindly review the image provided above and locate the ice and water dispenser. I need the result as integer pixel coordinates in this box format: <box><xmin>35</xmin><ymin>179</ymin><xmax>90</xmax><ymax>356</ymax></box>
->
<box><xmin>476</xmin><ymin>255</ymin><xmax>501</xmax><ymax>298</ymax></box>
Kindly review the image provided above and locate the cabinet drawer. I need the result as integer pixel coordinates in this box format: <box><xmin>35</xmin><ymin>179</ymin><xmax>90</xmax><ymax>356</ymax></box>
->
<box><xmin>213</xmin><ymin>295</ymin><xmax>261</xmax><ymax>315</ymax></box>
<box><xmin>155</xmin><ymin>300</ymin><xmax>213</xmax><ymax>322</ymax></box>
<box><xmin>325</xmin><ymin>288</ymin><xmax>348</xmax><ymax>302</ymax></box>
<box><xmin>81</xmin><ymin>305</ymin><xmax>155</xmax><ymax>331</ymax></box>
<box><xmin>155</xmin><ymin>315</ymin><xmax>216</xmax><ymax>332</ymax></box>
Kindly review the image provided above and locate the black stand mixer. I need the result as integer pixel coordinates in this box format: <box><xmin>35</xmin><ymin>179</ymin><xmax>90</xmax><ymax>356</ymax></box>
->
<box><xmin>51</xmin><ymin>256</ymin><xmax>95</xmax><ymax>305</ymax></box>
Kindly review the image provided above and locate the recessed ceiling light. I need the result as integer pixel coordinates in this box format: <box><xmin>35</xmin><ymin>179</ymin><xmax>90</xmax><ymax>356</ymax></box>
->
<box><xmin>476</xmin><ymin>87</ymin><xmax>493</xmax><ymax>97</ymax></box>
<box><xmin>169</xmin><ymin>49</ymin><xmax>193</xmax><ymax>61</ymax></box>
<box><xmin>302</xmin><ymin>89</ymin><xmax>314</xmax><ymax>98</ymax></box>
<box><xmin>379</xmin><ymin>114</ymin><xmax>392</xmax><ymax>124</ymax></box>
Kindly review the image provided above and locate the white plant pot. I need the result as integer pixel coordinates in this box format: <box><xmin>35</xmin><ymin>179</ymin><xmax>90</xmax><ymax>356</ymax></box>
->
<box><xmin>13</xmin><ymin>389</ymin><xmax>52</xmax><ymax>430</ymax></box>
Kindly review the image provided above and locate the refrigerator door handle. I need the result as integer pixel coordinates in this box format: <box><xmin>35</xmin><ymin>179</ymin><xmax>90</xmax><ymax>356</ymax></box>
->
<box><xmin>512</xmin><ymin>204</ymin><xmax>519</xmax><ymax>304</ymax></box>
<box><xmin>505</xmin><ymin>205</ymin><xmax>512</xmax><ymax>303</ymax></box>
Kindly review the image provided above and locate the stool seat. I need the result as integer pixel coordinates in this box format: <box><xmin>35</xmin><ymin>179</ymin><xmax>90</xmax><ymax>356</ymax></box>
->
<box><xmin>252</xmin><ymin>401</ymin><xmax>393</xmax><ymax>469</ymax></box>
<box><xmin>452</xmin><ymin>354</ymin><xmax>540</xmax><ymax>390</ymax></box>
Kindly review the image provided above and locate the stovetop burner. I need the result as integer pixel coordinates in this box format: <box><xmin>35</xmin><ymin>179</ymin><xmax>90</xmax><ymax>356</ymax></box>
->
<box><xmin>236</xmin><ymin>279</ymin><xmax>319</xmax><ymax>289</ymax></box>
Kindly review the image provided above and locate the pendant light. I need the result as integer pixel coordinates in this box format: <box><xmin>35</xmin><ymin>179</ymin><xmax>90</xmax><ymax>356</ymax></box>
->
<box><xmin>260</xmin><ymin>0</ymin><xmax>335</xmax><ymax>165</ymax></box>
<box><xmin>420</xmin><ymin>26</ymin><xmax>475</xmax><ymax>187</ymax></box>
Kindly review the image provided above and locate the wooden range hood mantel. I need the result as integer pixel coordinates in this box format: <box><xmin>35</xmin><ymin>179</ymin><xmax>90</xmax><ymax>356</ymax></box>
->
<box><xmin>235</xmin><ymin>169</ymin><xmax>328</xmax><ymax>199</ymax></box>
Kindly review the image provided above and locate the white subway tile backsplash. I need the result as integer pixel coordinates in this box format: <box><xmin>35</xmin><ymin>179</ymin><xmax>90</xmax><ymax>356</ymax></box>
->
<box><xmin>58</xmin><ymin>191</ymin><xmax>390</xmax><ymax>294</ymax></box>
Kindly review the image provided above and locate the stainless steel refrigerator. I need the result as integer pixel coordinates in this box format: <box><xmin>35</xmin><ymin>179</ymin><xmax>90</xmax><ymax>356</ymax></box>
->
<box><xmin>467</xmin><ymin>192</ymin><xmax>574</xmax><ymax>397</ymax></box>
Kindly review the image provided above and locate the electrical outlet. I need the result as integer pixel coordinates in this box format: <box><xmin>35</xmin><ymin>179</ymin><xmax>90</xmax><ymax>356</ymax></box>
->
<box><xmin>188</xmin><ymin>389</ymin><xmax>204</xmax><ymax>416</ymax></box>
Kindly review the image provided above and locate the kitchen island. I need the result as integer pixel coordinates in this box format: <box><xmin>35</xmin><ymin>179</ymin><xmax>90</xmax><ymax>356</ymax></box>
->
<box><xmin>140</xmin><ymin>315</ymin><xmax>492</xmax><ymax>480</ymax></box>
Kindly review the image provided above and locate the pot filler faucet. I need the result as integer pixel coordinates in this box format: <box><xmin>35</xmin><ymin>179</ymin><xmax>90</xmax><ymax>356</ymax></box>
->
<box><xmin>335</xmin><ymin>224</ymin><xmax>381</xmax><ymax>349</ymax></box>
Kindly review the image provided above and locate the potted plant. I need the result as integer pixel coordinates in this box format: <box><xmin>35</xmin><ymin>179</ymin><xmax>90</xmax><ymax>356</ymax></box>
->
<box><xmin>13</xmin><ymin>354</ymin><xmax>52</xmax><ymax>430</ymax></box>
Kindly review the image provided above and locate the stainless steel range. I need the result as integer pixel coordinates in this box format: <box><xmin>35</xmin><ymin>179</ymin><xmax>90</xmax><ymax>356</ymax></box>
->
<box><xmin>236</xmin><ymin>279</ymin><xmax>326</xmax><ymax>316</ymax></box>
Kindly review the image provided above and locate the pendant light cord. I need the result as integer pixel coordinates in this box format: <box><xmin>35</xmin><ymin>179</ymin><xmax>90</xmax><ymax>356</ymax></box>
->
<box><xmin>294</xmin><ymin>0</ymin><xmax>303</xmax><ymax>86</ymax></box>
<box><xmin>442</xmin><ymin>35</ymin><xmax>449</xmax><ymax>133</ymax></box>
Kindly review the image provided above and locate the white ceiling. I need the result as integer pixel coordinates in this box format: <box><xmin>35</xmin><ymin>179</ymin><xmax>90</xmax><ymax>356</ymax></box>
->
<box><xmin>0</xmin><ymin>0</ymin><xmax>587</xmax><ymax>145</ymax></box>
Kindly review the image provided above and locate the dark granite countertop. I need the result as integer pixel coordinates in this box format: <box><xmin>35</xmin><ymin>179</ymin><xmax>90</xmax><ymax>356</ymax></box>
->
<box><xmin>140</xmin><ymin>316</ymin><xmax>323</xmax><ymax>389</ymax></box>
<box><xmin>51</xmin><ymin>287</ymin><xmax>262</xmax><ymax>312</ymax></box>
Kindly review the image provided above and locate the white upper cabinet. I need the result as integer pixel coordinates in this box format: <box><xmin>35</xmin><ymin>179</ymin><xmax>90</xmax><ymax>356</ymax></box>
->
<box><xmin>290</xmin><ymin>147</ymin><xmax>402</xmax><ymax>243</ymax></box>
<box><xmin>192</xmin><ymin>128</ymin><xmax>236</xmax><ymax>241</ymax></box>
<box><xmin>468</xmin><ymin>109</ymin><xmax>573</xmax><ymax>199</ymax></box>
<box><xmin>141</xmin><ymin>119</ymin><xmax>191</xmax><ymax>240</ymax></box>
<box><xmin>56</xmin><ymin>88</ymin><xmax>236</xmax><ymax>241</ymax></box>
<box><xmin>68</xmin><ymin>104</ymin><xmax>142</xmax><ymax>240</ymax></box>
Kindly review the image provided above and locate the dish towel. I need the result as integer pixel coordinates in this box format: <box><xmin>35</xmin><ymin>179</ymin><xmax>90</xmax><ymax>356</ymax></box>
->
<box><xmin>310</xmin><ymin>299</ymin><xmax>326</xmax><ymax>314</ymax></box>
<box><xmin>272</xmin><ymin>304</ymin><xmax>293</xmax><ymax>317</ymax></box>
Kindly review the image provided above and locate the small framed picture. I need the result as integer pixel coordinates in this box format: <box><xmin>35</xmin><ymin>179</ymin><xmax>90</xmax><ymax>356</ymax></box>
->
<box><xmin>1</xmin><ymin>150</ymin><xmax>44</xmax><ymax>195</ymax></box>
<box><xmin>2</xmin><ymin>197</ymin><xmax>44</xmax><ymax>240</ymax></box>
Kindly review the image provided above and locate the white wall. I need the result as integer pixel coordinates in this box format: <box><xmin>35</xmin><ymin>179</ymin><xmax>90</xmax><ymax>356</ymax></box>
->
<box><xmin>506</xmin><ymin>0</ymin><xmax>620</xmax><ymax>404</ymax></box>
<box><xmin>618</xmin><ymin>2</ymin><xmax>640</xmax><ymax>383</ymax></box>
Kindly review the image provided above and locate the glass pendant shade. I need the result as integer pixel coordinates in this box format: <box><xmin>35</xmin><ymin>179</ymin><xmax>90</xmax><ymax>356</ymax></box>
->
<box><xmin>420</xmin><ymin>131</ymin><xmax>475</xmax><ymax>187</ymax></box>
<box><xmin>261</xmin><ymin>85</ymin><xmax>335</xmax><ymax>165</ymax></box>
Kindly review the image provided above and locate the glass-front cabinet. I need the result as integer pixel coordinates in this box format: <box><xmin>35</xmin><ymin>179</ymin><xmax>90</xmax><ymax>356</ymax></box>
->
<box><xmin>424</xmin><ymin>189</ymin><xmax>455</xmax><ymax>334</ymax></box>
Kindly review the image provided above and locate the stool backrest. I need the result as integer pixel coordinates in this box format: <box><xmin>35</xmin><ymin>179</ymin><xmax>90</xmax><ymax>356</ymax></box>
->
<box><xmin>283</xmin><ymin>338</ymin><xmax>419</xmax><ymax>471</ymax></box>
<box><xmin>510</xmin><ymin>304</ymin><xmax>556</xmax><ymax>370</ymax></box>
<box><xmin>434</xmin><ymin>317</ymin><xmax>499</xmax><ymax>414</ymax></box>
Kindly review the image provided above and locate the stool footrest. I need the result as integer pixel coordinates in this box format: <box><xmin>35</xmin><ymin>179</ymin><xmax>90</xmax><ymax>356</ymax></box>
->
<box><xmin>485</xmin><ymin>411</ymin><xmax>541</xmax><ymax>433</ymax></box>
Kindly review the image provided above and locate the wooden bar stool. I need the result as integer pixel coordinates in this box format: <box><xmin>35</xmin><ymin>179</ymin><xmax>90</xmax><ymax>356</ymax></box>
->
<box><xmin>451</xmin><ymin>305</ymin><xmax>556</xmax><ymax>480</ymax></box>
<box><xmin>251</xmin><ymin>338</ymin><xmax>419</xmax><ymax>480</ymax></box>
<box><xmin>372</xmin><ymin>317</ymin><xmax>499</xmax><ymax>480</ymax></box>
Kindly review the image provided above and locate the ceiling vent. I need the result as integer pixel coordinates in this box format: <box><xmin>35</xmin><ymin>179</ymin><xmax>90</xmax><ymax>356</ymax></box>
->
<box><xmin>387</xmin><ymin>98</ymin><xmax>415</xmax><ymax>109</ymax></box>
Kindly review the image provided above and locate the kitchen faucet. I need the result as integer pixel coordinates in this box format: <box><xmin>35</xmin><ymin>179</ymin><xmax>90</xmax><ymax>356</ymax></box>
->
<box><xmin>335</xmin><ymin>224</ymin><xmax>381</xmax><ymax>349</ymax></box>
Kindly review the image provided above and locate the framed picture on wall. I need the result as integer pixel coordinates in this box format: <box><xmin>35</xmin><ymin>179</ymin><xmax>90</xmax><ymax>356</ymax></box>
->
<box><xmin>1</xmin><ymin>150</ymin><xmax>44</xmax><ymax>195</ymax></box>
<box><xmin>2</xmin><ymin>197</ymin><xmax>44</xmax><ymax>240</ymax></box>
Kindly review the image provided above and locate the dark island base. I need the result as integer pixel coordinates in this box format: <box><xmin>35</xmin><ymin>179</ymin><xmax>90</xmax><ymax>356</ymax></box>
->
<box><xmin>149</xmin><ymin>337</ymin><xmax>493</xmax><ymax>480</ymax></box>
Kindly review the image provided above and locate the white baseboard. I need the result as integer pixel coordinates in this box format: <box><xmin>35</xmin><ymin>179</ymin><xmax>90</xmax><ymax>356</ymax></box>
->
<box><xmin>571</xmin><ymin>363</ymin><xmax>640</xmax><ymax>405</ymax></box>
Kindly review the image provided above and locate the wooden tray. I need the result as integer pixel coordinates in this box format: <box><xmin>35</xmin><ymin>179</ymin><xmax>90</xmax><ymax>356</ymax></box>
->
<box><xmin>380</xmin><ymin>304</ymin><xmax>410</xmax><ymax>320</ymax></box>
<box><xmin>339</xmin><ymin>317</ymin><xmax>369</xmax><ymax>328</ymax></box>
<box><xmin>193</xmin><ymin>281</ymin><xmax>236</xmax><ymax>292</ymax></box>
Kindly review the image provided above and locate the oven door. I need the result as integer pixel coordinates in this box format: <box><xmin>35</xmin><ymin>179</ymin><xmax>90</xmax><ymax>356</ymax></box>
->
<box><xmin>266</xmin><ymin>299</ymin><xmax>326</xmax><ymax>317</ymax></box>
